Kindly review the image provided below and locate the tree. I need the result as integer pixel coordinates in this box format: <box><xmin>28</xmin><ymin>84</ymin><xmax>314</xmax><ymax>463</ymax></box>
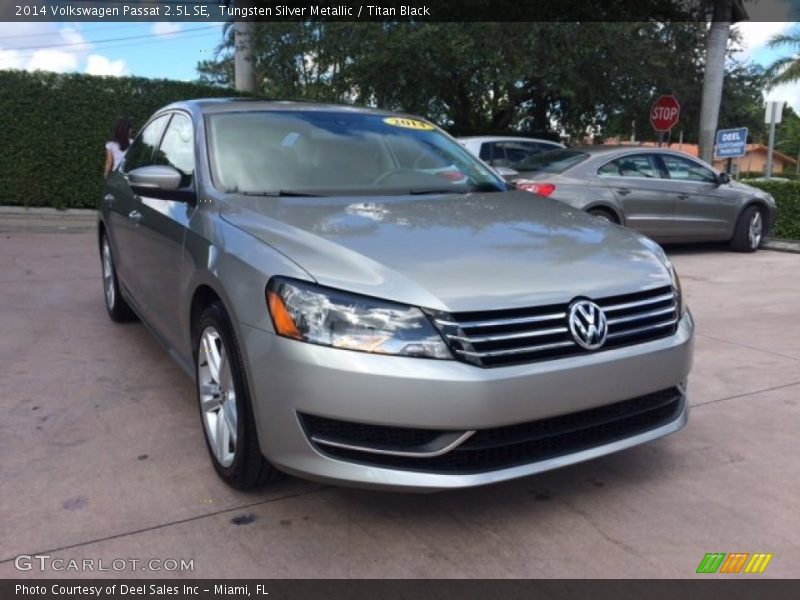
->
<box><xmin>765</xmin><ymin>31</ymin><xmax>800</xmax><ymax>87</ymax></box>
<box><xmin>196</xmin><ymin>21</ymin><xmax>760</xmax><ymax>143</ymax></box>
<box><xmin>698</xmin><ymin>0</ymin><xmax>733</xmax><ymax>162</ymax></box>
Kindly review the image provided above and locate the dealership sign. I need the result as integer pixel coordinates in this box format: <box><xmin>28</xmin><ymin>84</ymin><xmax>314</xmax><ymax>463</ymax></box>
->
<box><xmin>715</xmin><ymin>128</ymin><xmax>748</xmax><ymax>159</ymax></box>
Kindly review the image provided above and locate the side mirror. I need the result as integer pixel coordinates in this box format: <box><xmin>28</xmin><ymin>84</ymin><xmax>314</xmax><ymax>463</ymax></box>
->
<box><xmin>494</xmin><ymin>166</ymin><xmax>520</xmax><ymax>181</ymax></box>
<box><xmin>128</xmin><ymin>165</ymin><xmax>182</xmax><ymax>192</ymax></box>
<box><xmin>717</xmin><ymin>172</ymin><xmax>731</xmax><ymax>185</ymax></box>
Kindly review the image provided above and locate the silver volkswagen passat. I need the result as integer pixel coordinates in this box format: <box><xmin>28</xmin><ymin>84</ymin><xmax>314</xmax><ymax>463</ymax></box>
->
<box><xmin>497</xmin><ymin>146</ymin><xmax>777</xmax><ymax>252</ymax></box>
<box><xmin>99</xmin><ymin>100</ymin><xmax>693</xmax><ymax>491</ymax></box>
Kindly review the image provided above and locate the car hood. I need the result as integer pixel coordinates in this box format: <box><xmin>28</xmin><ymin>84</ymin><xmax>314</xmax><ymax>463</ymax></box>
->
<box><xmin>219</xmin><ymin>191</ymin><xmax>672</xmax><ymax>312</ymax></box>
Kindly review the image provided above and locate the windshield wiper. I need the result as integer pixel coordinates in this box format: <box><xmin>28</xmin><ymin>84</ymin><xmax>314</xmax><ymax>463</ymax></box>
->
<box><xmin>238</xmin><ymin>190</ymin><xmax>325</xmax><ymax>197</ymax></box>
<box><xmin>467</xmin><ymin>182</ymin><xmax>507</xmax><ymax>193</ymax></box>
<box><xmin>408</xmin><ymin>188</ymin><xmax>466</xmax><ymax>195</ymax></box>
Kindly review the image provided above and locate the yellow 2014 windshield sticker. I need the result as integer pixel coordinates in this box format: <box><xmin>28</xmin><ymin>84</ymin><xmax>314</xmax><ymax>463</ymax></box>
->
<box><xmin>383</xmin><ymin>117</ymin><xmax>435</xmax><ymax>131</ymax></box>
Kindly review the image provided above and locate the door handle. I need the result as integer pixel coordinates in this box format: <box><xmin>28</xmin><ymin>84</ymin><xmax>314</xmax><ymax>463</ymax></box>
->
<box><xmin>128</xmin><ymin>210</ymin><xmax>143</xmax><ymax>223</ymax></box>
<box><xmin>616</xmin><ymin>188</ymin><xmax>631</xmax><ymax>196</ymax></box>
<box><xmin>677</xmin><ymin>193</ymin><xmax>690</xmax><ymax>200</ymax></box>
<box><xmin>103</xmin><ymin>193</ymin><xmax>115</xmax><ymax>202</ymax></box>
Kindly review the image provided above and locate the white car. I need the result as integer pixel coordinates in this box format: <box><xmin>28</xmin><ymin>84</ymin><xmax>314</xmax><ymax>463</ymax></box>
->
<box><xmin>457</xmin><ymin>136</ymin><xmax>565</xmax><ymax>170</ymax></box>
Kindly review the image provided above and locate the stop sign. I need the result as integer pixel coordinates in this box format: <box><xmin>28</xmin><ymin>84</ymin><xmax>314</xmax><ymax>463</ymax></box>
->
<box><xmin>650</xmin><ymin>95</ymin><xmax>681</xmax><ymax>132</ymax></box>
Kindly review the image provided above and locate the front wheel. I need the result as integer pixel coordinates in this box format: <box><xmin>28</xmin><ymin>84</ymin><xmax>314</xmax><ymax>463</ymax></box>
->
<box><xmin>730</xmin><ymin>206</ymin><xmax>764</xmax><ymax>253</ymax></box>
<box><xmin>195</xmin><ymin>302</ymin><xmax>281</xmax><ymax>489</ymax></box>
<box><xmin>588</xmin><ymin>208</ymin><xmax>619</xmax><ymax>224</ymax></box>
<box><xmin>100</xmin><ymin>234</ymin><xmax>136</xmax><ymax>322</ymax></box>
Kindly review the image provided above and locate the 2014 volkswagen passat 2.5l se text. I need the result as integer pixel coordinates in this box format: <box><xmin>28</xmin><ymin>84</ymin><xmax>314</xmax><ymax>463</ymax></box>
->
<box><xmin>99</xmin><ymin>99</ymin><xmax>693</xmax><ymax>491</ymax></box>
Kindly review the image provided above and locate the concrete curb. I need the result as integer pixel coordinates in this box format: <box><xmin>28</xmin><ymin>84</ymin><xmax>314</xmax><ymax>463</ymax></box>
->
<box><xmin>0</xmin><ymin>206</ymin><xmax>96</xmax><ymax>219</ymax></box>
<box><xmin>764</xmin><ymin>238</ymin><xmax>800</xmax><ymax>254</ymax></box>
<box><xmin>0</xmin><ymin>206</ymin><xmax>96</xmax><ymax>233</ymax></box>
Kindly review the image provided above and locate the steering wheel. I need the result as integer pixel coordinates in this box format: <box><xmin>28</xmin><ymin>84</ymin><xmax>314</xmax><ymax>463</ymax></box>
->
<box><xmin>373</xmin><ymin>169</ymin><xmax>416</xmax><ymax>185</ymax></box>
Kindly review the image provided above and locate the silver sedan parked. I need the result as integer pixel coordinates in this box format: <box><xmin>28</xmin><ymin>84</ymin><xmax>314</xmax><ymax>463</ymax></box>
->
<box><xmin>99</xmin><ymin>100</ymin><xmax>693</xmax><ymax>491</ymax></box>
<box><xmin>503</xmin><ymin>146</ymin><xmax>777</xmax><ymax>252</ymax></box>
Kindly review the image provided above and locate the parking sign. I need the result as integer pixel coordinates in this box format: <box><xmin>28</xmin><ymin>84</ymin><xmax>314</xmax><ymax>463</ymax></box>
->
<box><xmin>715</xmin><ymin>128</ymin><xmax>748</xmax><ymax>159</ymax></box>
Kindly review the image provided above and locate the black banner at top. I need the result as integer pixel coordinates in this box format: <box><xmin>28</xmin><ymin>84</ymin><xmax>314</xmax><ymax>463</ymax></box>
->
<box><xmin>2</xmin><ymin>0</ymin><xmax>799</xmax><ymax>23</ymax></box>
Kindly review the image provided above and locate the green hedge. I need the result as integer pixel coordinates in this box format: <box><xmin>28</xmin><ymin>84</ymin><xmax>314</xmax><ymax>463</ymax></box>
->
<box><xmin>0</xmin><ymin>70</ymin><xmax>242</xmax><ymax>209</ymax></box>
<box><xmin>744</xmin><ymin>180</ymin><xmax>800</xmax><ymax>240</ymax></box>
<box><xmin>739</xmin><ymin>170</ymin><xmax>798</xmax><ymax>181</ymax></box>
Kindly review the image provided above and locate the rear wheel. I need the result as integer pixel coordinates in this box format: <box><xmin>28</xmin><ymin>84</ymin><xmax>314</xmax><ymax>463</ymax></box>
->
<box><xmin>730</xmin><ymin>205</ymin><xmax>764</xmax><ymax>252</ymax></box>
<box><xmin>100</xmin><ymin>234</ymin><xmax>136</xmax><ymax>322</ymax></box>
<box><xmin>588</xmin><ymin>208</ymin><xmax>619</xmax><ymax>224</ymax></box>
<box><xmin>195</xmin><ymin>302</ymin><xmax>281</xmax><ymax>489</ymax></box>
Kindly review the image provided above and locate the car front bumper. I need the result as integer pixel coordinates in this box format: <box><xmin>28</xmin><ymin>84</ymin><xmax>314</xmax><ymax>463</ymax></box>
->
<box><xmin>239</xmin><ymin>311</ymin><xmax>693</xmax><ymax>491</ymax></box>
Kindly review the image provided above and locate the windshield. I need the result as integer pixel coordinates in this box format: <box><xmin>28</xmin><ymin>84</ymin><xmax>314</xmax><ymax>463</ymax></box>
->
<box><xmin>206</xmin><ymin>110</ymin><xmax>507</xmax><ymax>196</ymax></box>
<box><xmin>514</xmin><ymin>149</ymin><xmax>590</xmax><ymax>174</ymax></box>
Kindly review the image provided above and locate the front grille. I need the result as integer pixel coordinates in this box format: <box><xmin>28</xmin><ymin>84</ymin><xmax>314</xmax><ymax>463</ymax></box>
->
<box><xmin>433</xmin><ymin>285</ymin><xmax>678</xmax><ymax>367</ymax></box>
<box><xmin>300</xmin><ymin>387</ymin><xmax>684</xmax><ymax>475</ymax></box>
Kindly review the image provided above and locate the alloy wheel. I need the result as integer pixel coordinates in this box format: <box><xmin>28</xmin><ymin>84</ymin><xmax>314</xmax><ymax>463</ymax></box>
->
<box><xmin>748</xmin><ymin>210</ymin><xmax>762</xmax><ymax>249</ymax></box>
<box><xmin>197</xmin><ymin>326</ymin><xmax>238</xmax><ymax>468</ymax></box>
<box><xmin>102</xmin><ymin>239</ymin><xmax>115</xmax><ymax>310</ymax></box>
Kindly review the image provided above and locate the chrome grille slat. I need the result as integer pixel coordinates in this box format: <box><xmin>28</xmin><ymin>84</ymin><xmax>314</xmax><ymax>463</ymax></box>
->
<box><xmin>438</xmin><ymin>285</ymin><xmax>679</xmax><ymax>368</ymax></box>
<box><xmin>606</xmin><ymin>318</ymin><xmax>678</xmax><ymax>339</ymax></box>
<box><xmin>453</xmin><ymin>340</ymin><xmax>576</xmax><ymax>358</ymax></box>
<box><xmin>606</xmin><ymin>306</ymin><xmax>676</xmax><ymax>326</ymax></box>
<box><xmin>434</xmin><ymin>312</ymin><xmax>566</xmax><ymax>329</ymax></box>
<box><xmin>446</xmin><ymin>326</ymin><xmax>568</xmax><ymax>343</ymax></box>
<box><xmin>601</xmin><ymin>292</ymin><xmax>675</xmax><ymax>312</ymax></box>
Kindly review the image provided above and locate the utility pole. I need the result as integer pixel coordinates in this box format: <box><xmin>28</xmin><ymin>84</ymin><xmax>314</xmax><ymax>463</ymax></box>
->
<box><xmin>234</xmin><ymin>17</ymin><xmax>257</xmax><ymax>93</ymax></box>
<box><xmin>698</xmin><ymin>0</ymin><xmax>748</xmax><ymax>163</ymax></box>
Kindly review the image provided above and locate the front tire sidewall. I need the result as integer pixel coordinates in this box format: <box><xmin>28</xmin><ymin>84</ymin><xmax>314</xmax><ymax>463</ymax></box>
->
<box><xmin>731</xmin><ymin>206</ymin><xmax>763</xmax><ymax>253</ymax></box>
<box><xmin>100</xmin><ymin>234</ymin><xmax>135</xmax><ymax>322</ymax></box>
<box><xmin>194</xmin><ymin>303</ymin><xmax>265</xmax><ymax>488</ymax></box>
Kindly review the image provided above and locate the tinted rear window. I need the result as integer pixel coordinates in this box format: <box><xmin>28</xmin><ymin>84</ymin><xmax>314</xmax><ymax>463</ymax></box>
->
<box><xmin>514</xmin><ymin>149</ymin><xmax>590</xmax><ymax>174</ymax></box>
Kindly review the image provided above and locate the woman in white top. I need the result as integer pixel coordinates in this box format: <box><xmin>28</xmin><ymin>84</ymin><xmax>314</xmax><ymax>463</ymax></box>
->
<box><xmin>104</xmin><ymin>117</ymin><xmax>133</xmax><ymax>178</ymax></box>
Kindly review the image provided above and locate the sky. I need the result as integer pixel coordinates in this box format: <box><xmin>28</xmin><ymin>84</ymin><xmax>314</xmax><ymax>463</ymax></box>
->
<box><xmin>0</xmin><ymin>21</ymin><xmax>225</xmax><ymax>80</ymax></box>
<box><xmin>0</xmin><ymin>20</ymin><xmax>798</xmax><ymax>112</ymax></box>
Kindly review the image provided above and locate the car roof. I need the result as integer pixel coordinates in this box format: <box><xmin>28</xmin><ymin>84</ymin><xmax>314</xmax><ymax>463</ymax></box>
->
<box><xmin>161</xmin><ymin>98</ymin><xmax>409</xmax><ymax>119</ymax></box>
<box><xmin>458</xmin><ymin>136</ymin><xmax>563</xmax><ymax>145</ymax></box>
<box><xmin>573</xmin><ymin>145</ymin><xmax>699</xmax><ymax>156</ymax></box>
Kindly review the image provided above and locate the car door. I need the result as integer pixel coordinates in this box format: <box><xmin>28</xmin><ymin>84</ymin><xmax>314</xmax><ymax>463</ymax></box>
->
<box><xmin>597</xmin><ymin>153</ymin><xmax>675</xmax><ymax>238</ymax></box>
<box><xmin>109</xmin><ymin>114</ymin><xmax>170</xmax><ymax>301</ymax></box>
<box><xmin>658</xmin><ymin>153</ymin><xmax>734</xmax><ymax>239</ymax></box>
<box><xmin>126</xmin><ymin>112</ymin><xmax>198</xmax><ymax>351</ymax></box>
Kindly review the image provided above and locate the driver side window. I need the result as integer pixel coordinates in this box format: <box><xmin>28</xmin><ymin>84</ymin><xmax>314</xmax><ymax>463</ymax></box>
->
<box><xmin>154</xmin><ymin>113</ymin><xmax>195</xmax><ymax>187</ymax></box>
<box><xmin>122</xmin><ymin>115</ymin><xmax>169</xmax><ymax>172</ymax></box>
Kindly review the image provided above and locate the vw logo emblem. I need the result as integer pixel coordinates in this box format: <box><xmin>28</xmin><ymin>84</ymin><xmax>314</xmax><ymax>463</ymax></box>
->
<box><xmin>568</xmin><ymin>300</ymin><xmax>608</xmax><ymax>350</ymax></box>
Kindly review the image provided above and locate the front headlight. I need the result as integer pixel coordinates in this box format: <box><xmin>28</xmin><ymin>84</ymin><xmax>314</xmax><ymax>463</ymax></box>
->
<box><xmin>666</xmin><ymin>261</ymin><xmax>686</xmax><ymax>317</ymax></box>
<box><xmin>266</xmin><ymin>277</ymin><xmax>452</xmax><ymax>359</ymax></box>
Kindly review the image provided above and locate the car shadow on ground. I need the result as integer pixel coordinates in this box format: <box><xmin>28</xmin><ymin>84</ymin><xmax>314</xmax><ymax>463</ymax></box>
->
<box><xmin>660</xmin><ymin>241</ymin><xmax>732</xmax><ymax>255</ymax></box>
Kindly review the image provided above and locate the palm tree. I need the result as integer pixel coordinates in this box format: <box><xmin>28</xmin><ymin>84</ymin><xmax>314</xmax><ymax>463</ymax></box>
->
<box><xmin>765</xmin><ymin>32</ymin><xmax>800</xmax><ymax>87</ymax></box>
<box><xmin>698</xmin><ymin>0</ymin><xmax>735</xmax><ymax>163</ymax></box>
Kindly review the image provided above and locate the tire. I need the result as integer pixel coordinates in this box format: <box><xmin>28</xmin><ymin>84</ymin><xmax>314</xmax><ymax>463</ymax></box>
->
<box><xmin>730</xmin><ymin>205</ymin><xmax>764</xmax><ymax>253</ymax></box>
<box><xmin>194</xmin><ymin>301</ymin><xmax>281</xmax><ymax>490</ymax></box>
<box><xmin>100</xmin><ymin>233</ymin><xmax>136</xmax><ymax>323</ymax></box>
<box><xmin>588</xmin><ymin>208</ymin><xmax>619</xmax><ymax>224</ymax></box>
